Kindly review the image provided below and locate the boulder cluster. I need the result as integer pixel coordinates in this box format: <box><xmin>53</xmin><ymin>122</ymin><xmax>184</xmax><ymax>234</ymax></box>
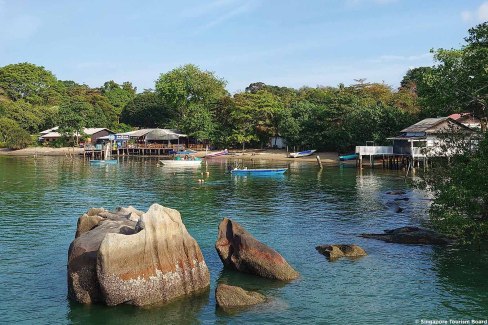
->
<box><xmin>68</xmin><ymin>205</ymin><xmax>299</xmax><ymax>310</ymax></box>
<box><xmin>68</xmin><ymin>204</ymin><xmax>210</xmax><ymax>306</ymax></box>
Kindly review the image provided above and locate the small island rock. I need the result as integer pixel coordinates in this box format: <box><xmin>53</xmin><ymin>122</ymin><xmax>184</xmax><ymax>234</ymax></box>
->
<box><xmin>360</xmin><ymin>226</ymin><xmax>453</xmax><ymax>245</ymax></box>
<box><xmin>316</xmin><ymin>244</ymin><xmax>367</xmax><ymax>260</ymax></box>
<box><xmin>68</xmin><ymin>204</ymin><xmax>210</xmax><ymax>306</ymax></box>
<box><xmin>215</xmin><ymin>284</ymin><xmax>266</xmax><ymax>309</ymax></box>
<box><xmin>215</xmin><ymin>218</ymin><xmax>299</xmax><ymax>281</ymax></box>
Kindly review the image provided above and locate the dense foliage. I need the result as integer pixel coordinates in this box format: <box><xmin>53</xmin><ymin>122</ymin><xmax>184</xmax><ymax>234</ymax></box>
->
<box><xmin>419</xmin><ymin>131</ymin><xmax>488</xmax><ymax>243</ymax></box>
<box><xmin>0</xmin><ymin>24</ymin><xmax>484</xmax><ymax>154</ymax></box>
<box><xmin>413</xmin><ymin>22</ymin><xmax>488</xmax><ymax>242</ymax></box>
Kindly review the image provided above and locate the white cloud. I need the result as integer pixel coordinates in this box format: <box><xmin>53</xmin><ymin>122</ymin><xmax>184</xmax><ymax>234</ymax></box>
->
<box><xmin>193</xmin><ymin>0</ymin><xmax>258</xmax><ymax>31</ymax></box>
<box><xmin>461</xmin><ymin>10</ymin><xmax>472</xmax><ymax>22</ymax></box>
<box><xmin>478</xmin><ymin>2</ymin><xmax>488</xmax><ymax>21</ymax></box>
<box><xmin>460</xmin><ymin>1</ymin><xmax>488</xmax><ymax>23</ymax></box>
<box><xmin>197</xmin><ymin>0</ymin><xmax>259</xmax><ymax>31</ymax></box>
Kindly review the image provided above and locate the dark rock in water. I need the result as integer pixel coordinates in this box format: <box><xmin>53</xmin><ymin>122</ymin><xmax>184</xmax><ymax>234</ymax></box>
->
<box><xmin>386</xmin><ymin>190</ymin><xmax>406</xmax><ymax>195</ymax></box>
<box><xmin>394</xmin><ymin>197</ymin><xmax>410</xmax><ymax>201</ymax></box>
<box><xmin>386</xmin><ymin>201</ymin><xmax>404</xmax><ymax>213</ymax></box>
<box><xmin>394</xmin><ymin>205</ymin><xmax>404</xmax><ymax>213</ymax></box>
<box><xmin>316</xmin><ymin>244</ymin><xmax>367</xmax><ymax>260</ymax></box>
<box><xmin>360</xmin><ymin>226</ymin><xmax>453</xmax><ymax>245</ymax></box>
<box><xmin>215</xmin><ymin>284</ymin><xmax>266</xmax><ymax>309</ymax></box>
<box><xmin>68</xmin><ymin>204</ymin><xmax>210</xmax><ymax>306</ymax></box>
<box><xmin>215</xmin><ymin>218</ymin><xmax>299</xmax><ymax>281</ymax></box>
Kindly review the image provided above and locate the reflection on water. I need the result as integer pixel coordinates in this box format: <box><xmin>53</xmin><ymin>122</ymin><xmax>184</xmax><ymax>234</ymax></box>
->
<box><xmin>0</xmin><ymin>156</ymin><xmax>487</xmax><ymax>324</ymax></box>
<box><xmin>432</xmin><ymin>245</ymin><xmax>488</xmax><ymax>319</ymax></box>
<box><xmin>68</xmin><ymin>289</ymin><xmax>209</xmax><ymax>325</ymax></box>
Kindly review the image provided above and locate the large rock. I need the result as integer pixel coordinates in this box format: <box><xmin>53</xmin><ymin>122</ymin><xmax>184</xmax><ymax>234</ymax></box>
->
<box><xmin>215</xmin><ymin>218</ymin><xmax>299</xmax><ymax>281</ymax></box>
<box><xmin>316</xmin><ymin>244</ymin><xmax>367</xmax><ymax>260</ymax></box>
<box><xmin>215</xmin><ymin>284</ymin><xmax>266</xmax><ymax>309</ymax></box>
<box><xmin>360</xmin><ymin>226</ymin><xmax>453</xmax><ymax>245</ymax></box>
<box><xmin>67</xmin><ymin>204</ymin><xmax>210</xmax><ymax>306</ymax></box>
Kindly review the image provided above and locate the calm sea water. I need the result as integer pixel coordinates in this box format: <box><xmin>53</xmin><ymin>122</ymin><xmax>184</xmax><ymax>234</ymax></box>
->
<box><xmin>0</xmin><ymin>156</ymin><xmax>487</xmax><ymax>324</ymax></box>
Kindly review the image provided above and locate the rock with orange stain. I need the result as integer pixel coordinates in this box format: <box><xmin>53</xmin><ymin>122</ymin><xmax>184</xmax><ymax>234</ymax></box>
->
<box><xmin>215</xmin><ymin>218</ymin><xmax>299</xmax><ymax>281</ymax></box>
<box><xmin>67</xmin><ymin>204</ymin><xmax>210</xmax><ymax>306</ymax></box>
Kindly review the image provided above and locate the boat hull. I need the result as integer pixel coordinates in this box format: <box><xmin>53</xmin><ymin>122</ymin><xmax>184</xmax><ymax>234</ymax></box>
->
<box><xmin>339</xmin><ymin>153</ymin><xmax>358</xmax><ymax>161</ymax></box>
<box><xmin>231</xmin><ymin>168</ymin><xmax>288</xmax><ymax>175</ymax></box>
<box><xmin>205</xmin><ymin>149</ymin><xmax>228</xmax><ymax>158</ymax></box>
<box><xmin>90</xmin><ymin>159</ymin><xmax>118</xmax><ymax>165</ymax></box>
<box><xmin>288</xmin><ymin>150</ymin><xmax>316</xmax><ymax>158</ymax></box>
<box><xmin>159</xmin><ymin>160</ymin><xmax>202</xmax><ymax>167</ymax></box>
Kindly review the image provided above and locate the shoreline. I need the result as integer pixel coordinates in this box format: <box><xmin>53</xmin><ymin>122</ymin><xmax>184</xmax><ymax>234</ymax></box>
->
<box><xmin>0</xmin><ymin>147</ymin><xmax>340</xmax><ymax>165</ymax></box>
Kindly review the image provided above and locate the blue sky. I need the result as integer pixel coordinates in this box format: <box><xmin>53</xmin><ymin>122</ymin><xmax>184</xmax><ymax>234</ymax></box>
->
<box><xmin>0</xmin><ymin>0</ymin><xmax>486</xmax><ymax>93</ymax></box>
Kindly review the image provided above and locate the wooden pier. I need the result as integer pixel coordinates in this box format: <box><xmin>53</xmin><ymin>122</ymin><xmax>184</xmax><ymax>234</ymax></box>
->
<box><xmin>355</xmin><ymin>145</ymin><xmax>428</xmax><ymax>170</ymax></box>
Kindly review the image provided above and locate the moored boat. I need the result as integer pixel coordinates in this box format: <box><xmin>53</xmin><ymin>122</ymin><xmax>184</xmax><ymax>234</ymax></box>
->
<box><xmin>231</xmin><ymin>168</ymin><xmax>288</xmax><ymax>175</ymax></box>
<box><xmin>205</xmin><ymin>149</ymin><xmax>228</xmax><ymax>158</ymax></box>
<box><xmin>339</xmin><ymin>153</ymin><xmax>358</xmax><ymax>161</ymax></box>
<box><xmin>288</xmin><ymin>149</ymin><xmax>316</xmax><ymax>158</ymax></box>
<box><xmin>159</xmin><ymin>157</ymin><xmax>203</xmax><ymax>167</ymax></box>
<box><xmin>90</xmin><ymin>159</ymin><xmax>118</xmax><ymax>165</ymax></box>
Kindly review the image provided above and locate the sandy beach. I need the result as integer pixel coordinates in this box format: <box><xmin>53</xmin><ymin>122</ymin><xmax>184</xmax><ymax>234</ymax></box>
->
<box><xmin>0</xmin><ymin>147</ymin><xmax>340</xmax><ymax>165</ymax></box>
<box><xmin>0</xmin><ymin>147</ymin><xmax>84</xmax><ymax>156</ymax></box>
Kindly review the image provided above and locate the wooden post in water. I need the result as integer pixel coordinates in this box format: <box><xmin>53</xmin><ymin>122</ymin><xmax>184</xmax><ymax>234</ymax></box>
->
<box><xmin>316</xmin><ymin>155</ymin><xmax>322</xmax><ymax>169</ymax></box>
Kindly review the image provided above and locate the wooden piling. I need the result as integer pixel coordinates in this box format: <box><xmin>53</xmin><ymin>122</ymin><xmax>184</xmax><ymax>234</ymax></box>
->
<box><xmin>316</xmin><ymin>155</ymin><xmax>322</xmax><ymax>169</ymax></box>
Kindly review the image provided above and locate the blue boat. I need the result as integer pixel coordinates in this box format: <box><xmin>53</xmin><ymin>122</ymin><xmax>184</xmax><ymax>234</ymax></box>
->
<box><xmin>231</xmin><ymin>168</ymin><xmax>288</xmax><ymax>175</ymax></box>
<box><xmin>339</xmin><ymin>153</ymin><xmax>358</xmax><ymax>161</ymax></box>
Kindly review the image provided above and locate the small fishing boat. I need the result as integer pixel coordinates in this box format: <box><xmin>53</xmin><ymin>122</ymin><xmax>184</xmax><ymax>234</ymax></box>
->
<box><xmin>175</xmin><ymin>149</ymin><xmax>198</xmax><ymax>155</ymax></box>
<box><xmin>159</xmin><ymin>157</ymin><xmax>203</xmax><ymax>167</ymax></box>
<box><xmin>90</xmin><ymin>159</ymin><xmax>118</xmax><ymax>165</ymax></box>
<box><xmin>339</xmin><ymin>153</ymin><xmax>358</xmax><ymax>161</ymax></box>
<box><xmin>231</xmin><ymin>168</ymin><xmax>288</xmax><ymax>175</ymax></box>
<box><xmin>205</xmin><ymin>149</ymin><xmax>228</xmax><ymax>158</ymax></box>
<box><xmin>288</xmin><ymin>149</ymin><xmax>316</xmax><ymax>158</ymax></box>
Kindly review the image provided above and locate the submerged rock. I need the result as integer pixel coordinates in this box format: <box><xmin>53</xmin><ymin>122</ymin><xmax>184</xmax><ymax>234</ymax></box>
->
<box><xmin>360</xmin><ymin>226</ymin><xmax>453</xmax><ymax>245</ymax></box>
<box><xmin>316</xmin><ymin>244</ymin><xmax>367</xmax><ymax>260</ymax></box>
<box><xmin>215</xmin><ymin>284</ymin><xmax>266</xmax><ymax>309</ymax></box>
<box><xmin>68</xmin><ymin>204</ymin><xmax>210</xmax><ymax>306</ymax></box>
<box><xmin>386</xmin><ymin>190</ymin><xmax>406</xmax><ymax>195</ymax></box>
<box><xmin>215</xmin><ymin>218</ymin><xmax>299</xmax><ymax>281</ymax></box>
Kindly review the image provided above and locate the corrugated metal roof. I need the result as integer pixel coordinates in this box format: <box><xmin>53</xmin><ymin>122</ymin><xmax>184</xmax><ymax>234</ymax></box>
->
<box><xmin>39</xmin><ymin>126</ymin><xmax>59</xmax><ymax>135</ymax></box>
<box><xmin>40</xmin><ymin>132</ymin><xmax>62</xmax><ymax>138</ymax></box>
<box><xmin>83</xmin><ymin>128</ymin><xmax>112</xmax><ymax>135</ymax></box>
<box><xmin>116</xmin><ymin>128</ymin><xmax>187</xmax><ymax>139</ymax></box>
<box><xmin>400</xmin><ymin>117</ymin><xmax>448</xmax><ymax>133</ymax></box>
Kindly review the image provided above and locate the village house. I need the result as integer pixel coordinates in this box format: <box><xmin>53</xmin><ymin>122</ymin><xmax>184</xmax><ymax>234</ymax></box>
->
<box><xmin>387</xmin><ymin>117</ymin><xmax>477</xmax><ymax>158</ymax></box>
<box><xmin>448</xmin><ymin>112</ymin><xmax>481</xmax><ymax>130</ymax></box>
<box><xmin>355</xmin><ymin>116</ymin><xmax>478</xmax><ymax>168</ymax></box>
<box><xmin>38</xmin><ymin>127</ymin><xmax>115</xmax><ymax>145</ymax></box>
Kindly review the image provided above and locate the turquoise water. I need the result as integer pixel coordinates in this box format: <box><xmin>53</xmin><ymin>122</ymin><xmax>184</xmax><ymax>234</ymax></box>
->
<box><xmin>0</xmin><ymin>156</ymin><xmax>487</xmax><ymax>324</ymax></box>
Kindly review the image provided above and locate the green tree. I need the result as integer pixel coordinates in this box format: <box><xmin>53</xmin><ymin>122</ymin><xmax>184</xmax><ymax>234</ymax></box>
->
<box><xmin>101</xmin><ymin>80</ymin><xmax>136</xmax><ymax>122</ymax></box>
<box><xmin>0</xmin><ymin>63</ymin><xmax>64</xmax><ymax>105</ymax></box>
<box><xmin>120</xmin><ymin>91</ymin><xmax>174</xmax><ymax>128</ymax></box>
<box><xmin>0</xmin><ymin>117</ymin><xmax>31</xmax><ymax>149</ymax></box>
<box><xmin>155</xmin><ymin>64</ymin><xmax>228</xmax><ymax>137</ymax></box>
<box><xmin>410</xmin><ymin>23</ymin><xmax>488</xmax><ymax>121</ymax></box>
<box><xmin>418</xmin><ymin>131</ymin><xmax>488</xmax><ymax>243</ymax></box>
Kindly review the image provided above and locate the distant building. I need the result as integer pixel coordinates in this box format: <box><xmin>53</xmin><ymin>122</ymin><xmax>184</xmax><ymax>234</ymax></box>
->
<box><xmin>269</xmin><ymin>136</ymin><xmax>286</xmax><ymax>149</ymax></box>
<box><xmin>38</xmin><ymin>127</ymin><xmax>114</xmax><ymax>144</ymax></box>
<box><xmin>448</xmin><ymin>112</ymin><xmax>481</xmax><ymax>130</ymax></box>
<box><xmin>388</xmin><ymin>117</ymin><xmax>477</xmax><ymax>158</ymax></box>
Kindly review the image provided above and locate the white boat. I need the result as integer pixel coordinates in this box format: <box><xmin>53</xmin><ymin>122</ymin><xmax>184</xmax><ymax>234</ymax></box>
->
<box><xmin>288</xmin><ymin>149</ymin><xmax>316</xmax><ymax>158</ymax></box>
<box><xmin>159</xmin><ymin>159</ymin><xmax>203</xmax><ymax>167</ymax></box>
<box><xmin>205</xmin><ymin>149</ymin><xmax>228</xmax><ymax>158</ymax></box>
